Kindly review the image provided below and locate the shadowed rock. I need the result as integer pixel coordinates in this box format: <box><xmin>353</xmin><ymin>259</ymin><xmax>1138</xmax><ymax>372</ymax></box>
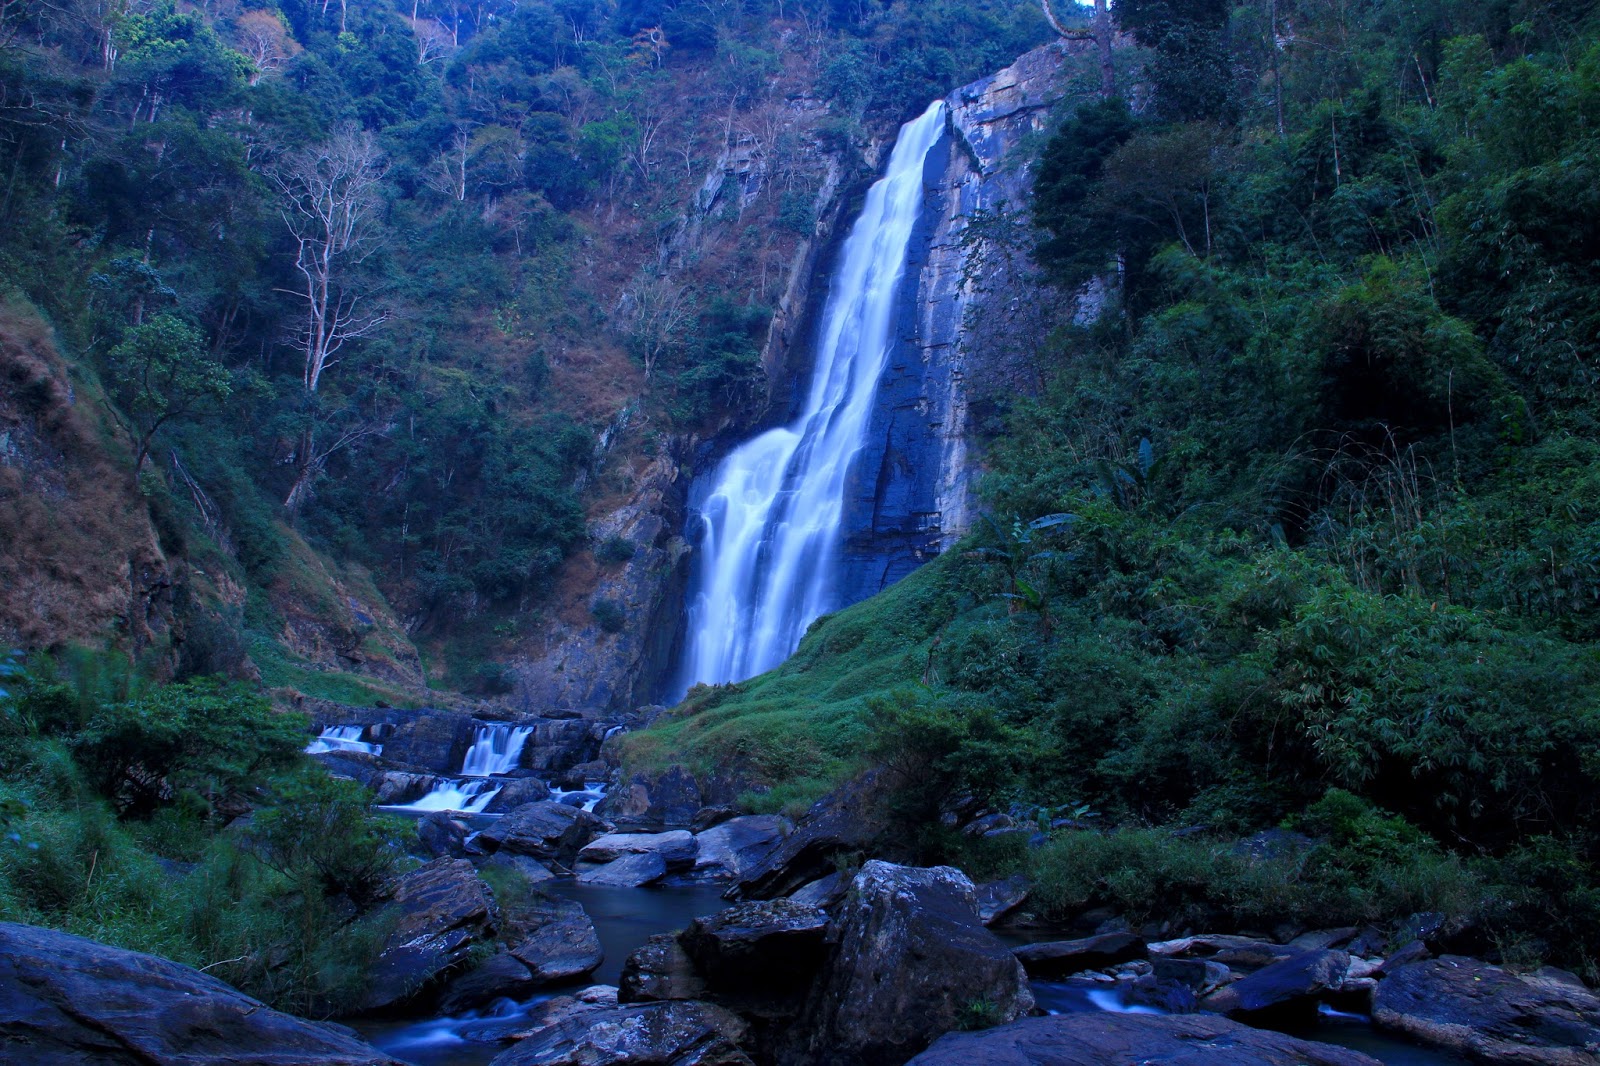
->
<box><xmin>792</xmin><ymin>861</ymin><xmax>1033</xmax><ymax>1064</ymax></box>
<box><xmin>488</xmin><ymin>1000</ymin><xmax>754</xmax><ymax>1066</ymax></box>
<box><xmin>1013</xmin><ymin>932</ymin><xmax>1147</xmax><ymax>977</ymax></box>
<box><xmin>363</xmin><ymin>858</ymin><xmax>498</xmax><ymax>1012</ymax></box>
<box><xmin>906</xmin><ymin>1012</ymin><xmax>1382</xmax><ymax>1065</ymax></box>
<box><xmin>1200</xmin><ymin>949</ymin><xmax>1350</xmax><ymax>1020</ymax></box>
<box><xmin>478</xmin><ymin>801</ymin><xmax>605</xmax><ymax>864</ymax></box>
<box><xmin>0</xmin><ymin>921</ymin><xmax>405</xmax><ymax>1065</ymax></box>
<box><xmin>1374</xmin><ymin>956</ymin><xmax>1600</xmax><ymax>1064</ymax></box>
<box><xmin>620</xmin><ymin>934</ymin><xmax>707</xmax><ymax>1004</ymax></box>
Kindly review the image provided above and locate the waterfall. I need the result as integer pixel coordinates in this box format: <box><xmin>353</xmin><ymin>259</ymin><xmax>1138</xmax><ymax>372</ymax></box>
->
<box><xmin>460</xmin><ymin>723</ymin><xmax>534</xmax><ymax>777</ymax></box>
<box><xmin>305</xmin><ymin>725</ymin><xmax>382</xmax><ymax>756</ymax></box>
<box><xmin>677</xmin><ymin>101</ymin><xmax>947</xmax><ymax>691</ymax></box>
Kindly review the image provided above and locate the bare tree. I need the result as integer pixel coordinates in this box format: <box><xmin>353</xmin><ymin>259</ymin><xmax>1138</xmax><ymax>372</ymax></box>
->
<box><xmin>617</xmin><ymin>272</ymin><xmax>693</xmax><ymax>381</ymax></box>
<box><xmin>271</xmin><ymin>128</ymin><xmax>388</xmax><ymax>509</ymax></box>
<box><xmin>273</xmin><ymin>128</ymin><xmax>387</xmax><ymax>395</ymax></box>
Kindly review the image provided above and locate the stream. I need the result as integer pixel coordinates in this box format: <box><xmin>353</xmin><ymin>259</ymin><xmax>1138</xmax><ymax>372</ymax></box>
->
<box><xmin>354</xmin><ymin>879</ymin><xmax>1469</xmax><ymax>1066</ymax></box>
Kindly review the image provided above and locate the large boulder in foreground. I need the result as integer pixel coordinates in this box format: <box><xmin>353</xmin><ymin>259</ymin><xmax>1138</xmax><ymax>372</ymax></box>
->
<box><xmin>1374</xmin><ymin>956</ymin><xmax>1600</xmax><ymax>1064</ymax></box>
<box><xmin>478</xmin><ymin>801</ymin><xmax>605</xmax><ymax>865</ymax></box>
<box><xmin>795</xmin><ymin>861</ymin><xmax>1033</xmax><ymax>1064</ymax></box>
<box><xmin>488</xmin><ymin>1000</ymin><xmax>754</xmax><ymax>1066</ymax></box>
<box><xmin>0</xmin><ymin>922</ymin><xmax>404</xmax><ymax>1065</ymax></box>
<box><xmin>906</xmin><ymin>1012</ymin><xmax>1381</xmax><ymax>1065</ymax></box>
<box><xmin>363</xmin><ymin>858</ymin><xmax>498</xmax><ymax>1012</ymax></box>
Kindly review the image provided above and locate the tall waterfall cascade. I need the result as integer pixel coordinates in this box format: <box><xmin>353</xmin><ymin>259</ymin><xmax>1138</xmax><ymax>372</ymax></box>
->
<box><xmin>677</xmin><ymin>101</ymin><xmax>948</xmax><ymax>692</ymax></box>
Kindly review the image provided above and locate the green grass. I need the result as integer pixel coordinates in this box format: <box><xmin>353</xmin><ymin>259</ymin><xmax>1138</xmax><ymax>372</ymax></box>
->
<box><xmin>249</xmin><ymin>636</ymin><xmax>423</xmax><ymax>709</ymax></box>
<box><xmin>620</xmin><ymin>551</ymin><xmax>969</xmax><ymax>794</ymax></box>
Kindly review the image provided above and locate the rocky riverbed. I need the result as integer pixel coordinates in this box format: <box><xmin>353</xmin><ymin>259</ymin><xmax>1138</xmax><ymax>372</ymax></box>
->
<box><xmin>5</xmin><ymin>708</ymin><xmax>1598</xmax><ymax>1066</ymax></box>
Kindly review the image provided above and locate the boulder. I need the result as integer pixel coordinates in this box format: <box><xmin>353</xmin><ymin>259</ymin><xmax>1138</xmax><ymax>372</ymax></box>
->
<box><xmin>577</xmin><ymin>851</ymin><xmax>670</xmax><ymax>888</ymax></box>
<box><xmin>478</xmin><ymin>802</ymin><xmax>605</xmax><ymax>864</ymax></box>
<box><xmin>605</xmin><ymin>766</ymin><xmax>707</xmax><ymax>828</ymax></box>
<box><xmin>727</xmin><ymin>777</ymin><xmax>883</xmax><ymax>901</ymax></box>
<box><xmin>787</xmin><ymin>873</ymin><xmax>845</xmax><ymax>911</ymax></box>
<box><xmin>1152</xmin><ymin>956</ymin><xmax>1233</xmax><ymax>994</ymax></box>
<box><xmin>681</xmin><ymin>900</ymin><xmax>829</xmax><ymax>1014</ymax></box>
<box><xmin>0</xmin><ymin>921</ymin><xmax>405</xmax><ymax>1065</ymax></box>
<box><xmin>1290</xmin><ymin>927</ymin><xmax>1359</xmax><ymax>952</ymax></box>
<box><xmin>905</xmin><ymin>1012</ymin><xmax>1381</xmax><ymax>1065</ymax></box>
<box><xmin>417</xmin><ymin>811</ymin><xmax>470</xmax><ymax>859</ymax></box>
<box><xmin>504</xmin><ymin>895</ymin><xmax>604</xmax><ymax>984</ymax></box>
<box><xmin>581</xmin><ymin>831</ymin><xmax>698</xmax><ymax>869</ymax></box>
<box><xmin>481</xmin><ymin>853</ymin><xmax>559</xmax><ymax>885</ymax></box>
<box><xmin>488</xmin><ymin>1001</ymin><xmax>754</xmax><ymax>1066</ymax></box>
<box><xmin>976</xmin><ymin>874</ymin><xmax>1031</xmax><ymax>926</ymax></box>
<box><xmin>620</xmin><ymin>934</ymin><xmax>707</xmax><ymax>1004</ymax></box>
<box><xmin>795</xmin><ymin>862</ymin><xmax>1034</xmax><ymax>1063</ymax></box>
<box><xmin>1201</xmin><ymin>949</ymin><xmax>1349</xmax><ymax>1020</ymax></box>
<box><xmin>381</xmin><ymin>709</ymin><xmax>475</xmax><ymax>773</ymax></box>
<box><xmin>364</xmin><ymin>858</ymin><xmax>498</xmax><ymax>1012</ymax></box>
<box><xmin>483</xmin><ymin>777</ymin><xmax>555</xmax><ymax>815</ymax></box>
<box><xmin>1374</xmin><ymin>956</ymin><xmax>1600</xmax><ymax>1064</ymax></box>
<box><xmin>1149</xmin><ymin>933</ymin><xmax>1299</xmax><ymax>973</ymax></box>
<box><xmin>689</xmin><ymin>817</ymin><xmax>787</xmax><ymax>882</ymax></box>
<box><xmin>438</xmin><ymin>952</ymin><xmax>539</xmax><ymax>1015</ymax></box>
<box><xmin>1013</xmin><ymin>932</ymin><xmax>1147</xmax><ymax>977</ymax></box>
<box><xmin>691</xmin><ymin>806</ymin><xmax>739</xmax><ymax>833</ymax></box>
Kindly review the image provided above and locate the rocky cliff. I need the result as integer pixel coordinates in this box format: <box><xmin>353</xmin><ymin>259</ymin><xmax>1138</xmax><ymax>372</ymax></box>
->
<box><xmin>837</xmin><ymin>42</ymin><xmax>1088</xmax><ymax>603</ymax></box>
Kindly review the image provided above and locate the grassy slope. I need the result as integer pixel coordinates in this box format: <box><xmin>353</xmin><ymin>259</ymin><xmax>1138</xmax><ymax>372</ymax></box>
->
<box><xmin>621</xmin><ymin>551</ymin><xmax>966</xmax><ymax>808</ymax></box>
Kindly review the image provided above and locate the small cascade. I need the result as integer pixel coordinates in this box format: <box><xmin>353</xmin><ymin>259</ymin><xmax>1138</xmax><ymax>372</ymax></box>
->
<box><xmin>305</xmin><ymin>725</ymin><xmax>382</xmax><ymax>756</ymax></box>
<box><xmin>549</xmin><ymin>781</ymin><xmax>607</xmax><ymax>812</ymax></box>
<box><xmin>676</xmin><ymin>101</ymin><xmax>949</xmax><ymax>692</ymax></box>
<box><xmin>460</xmin><ymin>723</ymin><xmax>534</xmax><ymax>777</ymax></box>
<box><xmin>384</xmin><ymin>778</ymin><xmax>501</xmax><ymax>815</ymax></box>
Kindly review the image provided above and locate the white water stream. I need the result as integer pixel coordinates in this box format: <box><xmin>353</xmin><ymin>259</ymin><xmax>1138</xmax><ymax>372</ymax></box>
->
<box><xmin>676</xmin><ymin>101</ymin><xmax>948</xmax><ymax>692</ymax></box>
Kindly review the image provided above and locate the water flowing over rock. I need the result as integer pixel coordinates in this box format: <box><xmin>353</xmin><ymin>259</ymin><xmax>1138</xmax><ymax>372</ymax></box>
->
<box><xmin>0</xmin><ymin>921</ymin><xmax>404</xmax><ymax>1065</ymax></box>
<box><xmin>905</xmin><ymin>1013</ymin><xmax>1382</xmax><ymax>1066</ymax></box>
<box><xmin>789</xmin><ymin>861</ymin><xmax>1034</xmax><ymax>1064</ymax></box>
<box><xmin>676</xmin><ymin>102</ymin><xmax>951</xmax><ymax>689</ymax></box>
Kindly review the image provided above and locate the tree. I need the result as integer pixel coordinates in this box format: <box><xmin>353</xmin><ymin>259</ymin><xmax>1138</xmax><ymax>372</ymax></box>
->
<box><xmin>103</xmin><ymin>314</ymin><xmax>232</xmax><ymax>473</ymax></box>
<box><xmin>271</xmin><ymin>127</ymin><xmax>388</xmax><ymax>510</ymax></box>
<box><xmin>232</xmin><ymin>9</ymin><xmax>299</xmax><ymax>85</ymax></box>
<box><xmin>1041</xmin><ymin>0</ymin><xmax>1116</xmax><ymax>99</ymax></box>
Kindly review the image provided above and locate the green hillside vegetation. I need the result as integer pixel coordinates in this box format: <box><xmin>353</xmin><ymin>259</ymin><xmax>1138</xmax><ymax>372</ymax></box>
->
<box><xmin>0</xmin><ymin>649</ymin><xmax>412</xmax><ymax>1015</ymax></box>
<box><xmin>624</xmin><ymin>0</ymin><xmax>1600</xmax><ymax>977</ymax></box>
<box><xmin>0</xmin><ymin>0</ymin><xmax>1051</xmax><ymax>685</ymax></box>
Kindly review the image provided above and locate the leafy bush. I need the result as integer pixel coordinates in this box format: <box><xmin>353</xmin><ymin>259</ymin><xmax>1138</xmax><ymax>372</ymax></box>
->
<box><xmin>592</xmin><ymin>598</ymin><xmax>626</xmax><ymax>634</ymax></box>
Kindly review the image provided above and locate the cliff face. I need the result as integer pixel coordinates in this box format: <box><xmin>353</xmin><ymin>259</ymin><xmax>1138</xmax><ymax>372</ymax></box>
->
<box><xmin>508</xmin><ymin>43</ymin><xmax>1092</xmax><ymax>715</ymax></box>
<box><xmin>0</xmin><ymin>301</ymin><xmax>175</xmax><ymax>655</ymax></box>
<box><xmin>836</xmin><ymin>43</ymin><xmax>1083</xmax><ymax>604</ymax></box>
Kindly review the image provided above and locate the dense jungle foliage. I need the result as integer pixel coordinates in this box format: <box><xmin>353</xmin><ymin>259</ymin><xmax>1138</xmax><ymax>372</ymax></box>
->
<box><xmin>0</xmin><ymin>0</ymin><xmax>1051</xmax><ymax>680</ymax></box>
<box><xmin>627</xmin><ymin>0</ymin><xmax>1600</xmax><ymax>978</ymax></box>
<box><xmin>0</xmin><ymin>648</ymin><xmax>413</xmax><ymax>1013</ymax></box>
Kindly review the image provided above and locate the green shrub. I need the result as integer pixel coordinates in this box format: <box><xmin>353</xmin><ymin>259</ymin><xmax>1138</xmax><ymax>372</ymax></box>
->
<box><xmin>595</xmin><ymin>536</ymin><xmax>636</xmax><ymax>565</ymax></box>
<box><xmin>592</xmin><ymin>598</ymin><xmax>626</xmax><ymax>634</ymax></box>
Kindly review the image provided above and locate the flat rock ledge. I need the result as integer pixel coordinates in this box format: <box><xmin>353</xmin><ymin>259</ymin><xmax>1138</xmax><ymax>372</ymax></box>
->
<box><xmin>906</xmin><ymin>1012</ymin><xmax>1382</xmax><ymax>1065</ymax></box>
